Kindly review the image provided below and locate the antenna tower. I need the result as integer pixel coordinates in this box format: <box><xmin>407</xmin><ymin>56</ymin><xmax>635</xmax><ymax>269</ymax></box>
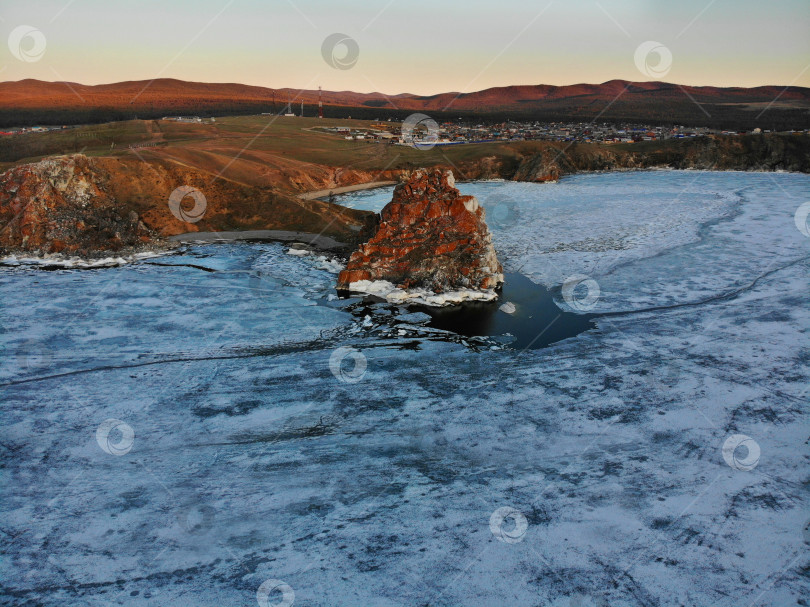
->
<box><xmin>318</xmin><ymin>86</ymin><xmax>324</xmax><ymax>119</ymax></box>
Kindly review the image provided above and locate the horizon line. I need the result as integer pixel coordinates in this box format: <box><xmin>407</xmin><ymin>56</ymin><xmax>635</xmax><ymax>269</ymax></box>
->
<box><xmin>3</xmin><ymin>77</ymin><xmax>809</xmax><ymax>98</ymax></box>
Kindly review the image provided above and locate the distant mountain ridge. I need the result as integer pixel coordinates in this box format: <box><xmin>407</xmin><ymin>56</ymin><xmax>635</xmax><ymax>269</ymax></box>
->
<box><xmin>2</xmin><ymin>78</ymin><xmax>809</xmax><ymax>130</ymax></box>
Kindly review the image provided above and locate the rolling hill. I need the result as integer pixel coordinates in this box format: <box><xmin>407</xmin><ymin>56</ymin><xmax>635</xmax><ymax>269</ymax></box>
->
<box><xmin>1</xmin><ymin>78</ymin><xmax>809</xmax><ymax>130</ymax></box>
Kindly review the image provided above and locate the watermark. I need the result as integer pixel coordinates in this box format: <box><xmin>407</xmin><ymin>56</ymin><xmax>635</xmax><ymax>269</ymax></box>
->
<box><xmin>721</xmin><ymin>434</ymin><xmax>760</xmax><ymax>471</ymax></box>
<box><xmin>646</xmin><ymin>361</ymin><xmax>683</xmax><ymax>391</ymax></box>
<box><xmin>248</xmin><ymin>270</ymin><xmax>276</xmax><ymax>300</ymax></box>
<box><xmin>176</xmin><ymin>503</ymin><xmax>216</xmax><ymax>534</ymax></box>
<box><xmin>634</xmin><ymin>41</ymin><xmax>672</xmax><ymax>79</ymax></box>
<box><xmin>489</xmin><ymin>506</ymin><xmax>528</xmax><ymax>544</ymax></box>
<box><xmin>485</xmin><ymin>192</ymin><xmax>521</xmax><ymax>230</ymax></box>
<box><xmin>16</xmin><ymin>340</ymin><xmax>52</xmax><ymax>373</ymax></box>
<box><xmin>321</xmin><ymin>33</ymin><xmax>359</xmax><ymax>70</ymax></box>
<box><xmin>561</xmin><ymin>274</ymin><xmax>600</xmax><ymax>312</ymax></box>
<box><xmin>794</xmin><ymin>201</ymin><xmax>810</xmax><ymax>237</ymax></box>
<box><xmin>96</xmin><ymin>419</ymin><xmax>135</xmax><ymax>456</ymax></box>
<box><xmin>168</xmin><ymin>186</ymin><xmax>207</xmax><ymax>224</ymax></box>
<box><xmin>803</xmin><ymin>518</ymin><xmax>810</xmax><ymax>545</ymax></box>
<box><xmin>409</xmin><ymin>425</ymin><xmax>449</xmax><ymax>458</ymax></box>
<box><xmin>8</xmin><ymin>25</ymin><xmax>46</xmax><ymax>63</ymax></box>
<box><xmin>256</xmin><ymin>579</ymin><xmax>295</xmax><ymax>607</ymax></box>
<box><xmin>401</xmin><ymin>113</ymin><xmax>439</xmax><ymax>150</ymax></box>
<box><xmin>329</xmin><ymin>346</ymin><xmax>367</xmax><ymax>383</ymax></box>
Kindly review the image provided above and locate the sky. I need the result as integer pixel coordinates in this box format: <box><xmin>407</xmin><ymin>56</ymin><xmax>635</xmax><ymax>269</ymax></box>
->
<box><xmin>1</xmin><ymin>0</ymin><xmax>809</xmax><ymax>94</ymax></box>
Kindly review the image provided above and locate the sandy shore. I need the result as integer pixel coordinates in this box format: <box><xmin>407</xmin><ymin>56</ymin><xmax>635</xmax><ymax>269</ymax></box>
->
<box><xmin>167</xmin><ymin>230</ymin><xmax>349</xmax><ymax>251</ymax></box>
<box><xmin>298</xmin><ymin>181</ymin><xmax>397</xmax><ymax>200</ymax></box>
<box><xmin>168</xmin><ymin>183</ymin><xmax>398</xmax><ymax>254</ymax></box>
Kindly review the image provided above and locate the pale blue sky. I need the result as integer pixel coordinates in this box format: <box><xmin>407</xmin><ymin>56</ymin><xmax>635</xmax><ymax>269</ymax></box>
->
<box><xmin>2</xmin><ymin>0</ymin><xmax>808</xmax><ymax>93</ymax></box>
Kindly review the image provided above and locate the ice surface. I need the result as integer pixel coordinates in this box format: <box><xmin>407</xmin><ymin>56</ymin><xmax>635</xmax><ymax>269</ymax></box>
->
<box><xmin>499</xmin><ymin>301</ymin><xmax>516</xmax><ymax>314</ymax></box>
<box><xmin>1</xmin><ymin>172</ymin><xmax>808</xmax><ymax>606</ymax></box>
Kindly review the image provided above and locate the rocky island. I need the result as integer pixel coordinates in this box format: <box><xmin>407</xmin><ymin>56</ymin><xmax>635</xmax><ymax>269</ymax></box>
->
<box><xmin>337</xmin><ymin>168</ymin><xmax>504</xmax><ymax>306</ymax></box>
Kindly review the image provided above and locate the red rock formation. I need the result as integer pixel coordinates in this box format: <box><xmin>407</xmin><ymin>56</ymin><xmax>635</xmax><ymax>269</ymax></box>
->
<box><xmin>337</xmin><ymin>168</ymin><xmax>504</xmax><ymax>300</ymax></box>
<box><xmin>0</xmin><ymin>155</ymin><xmax>154</xmax><ymax>257</ymax></box>
<box><xmin>0</xmin><ymin>154</ymin><xmax>378</xmax><ymax>258</ymax></box>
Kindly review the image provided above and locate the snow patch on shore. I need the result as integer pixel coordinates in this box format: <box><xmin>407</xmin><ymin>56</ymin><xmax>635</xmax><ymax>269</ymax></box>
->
<box><xmin>285</xmin><ymin>247</ymin><xmax>344</xmax><ymax>273</ymax></box>
<box><xmin>0</xmin><ymin>250</ymin><xmax>166</xmax><ymax>268</ymax></box>
<box><xmin>345</xmin><ymin>279</ymin><xmax>499</xmax><ymax>306</ymax></box>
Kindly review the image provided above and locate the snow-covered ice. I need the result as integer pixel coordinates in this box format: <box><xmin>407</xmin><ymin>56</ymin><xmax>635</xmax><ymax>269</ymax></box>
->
<box><xmin>343</xmin><ymin>278</ymin><xmax>500</xmax><ymax>306</ymax></box>
<box><xmin>1</xmin><ymin>171</ymin><xmax>808</xmax><ymax>606</ymax></box>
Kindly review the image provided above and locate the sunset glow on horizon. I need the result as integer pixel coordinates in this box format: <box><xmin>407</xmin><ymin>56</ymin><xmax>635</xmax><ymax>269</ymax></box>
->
<box><xmin>1</xmin><ymin>0</ymin><xmax>809</xmax><ymax>94</ymax></box>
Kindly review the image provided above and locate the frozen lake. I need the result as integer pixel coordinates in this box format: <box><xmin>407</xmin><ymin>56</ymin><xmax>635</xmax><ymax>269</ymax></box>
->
<box><xmin>1</xmin><ymin>171</ymin><xmax>808</xmax><ymax>606</ymax></box>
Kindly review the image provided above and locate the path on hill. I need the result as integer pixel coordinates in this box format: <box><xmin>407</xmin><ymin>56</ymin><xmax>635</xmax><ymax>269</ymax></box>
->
<box><xmin>166</xmin><ymin>229</ymin><xmax>349</xmax><ymax>251</ymax></box>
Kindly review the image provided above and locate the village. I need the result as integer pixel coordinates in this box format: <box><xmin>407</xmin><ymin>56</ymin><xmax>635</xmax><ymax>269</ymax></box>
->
<box><xmin>316</xmin><ymin>119</ymin><xmax>793</xmax><ymax>146</ymax></box>
<box><xmin>2</xmin><ymin>115</ymin><xmax>804</xmax><ymax>146</ymax></box>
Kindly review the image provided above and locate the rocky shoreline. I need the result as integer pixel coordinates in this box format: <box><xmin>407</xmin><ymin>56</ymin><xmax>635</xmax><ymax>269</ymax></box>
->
<box><xmin>293</xmin><ymin>134</ymin><xmax>810</xmax><ymax>198</ymax></box>
<box><xmin>1</xmin><ymin>135</ymin><xmax>807</xmax><ymax>263</ymax></box>
<box><xmin>450</xmin><ymin>133</ymin><xmax>810</xmax><ymax>182</ymax></box>
<box><xmin>0</xmin><ymin>154</ymin><xmax>375</xmax><ymax>260</ymax></box>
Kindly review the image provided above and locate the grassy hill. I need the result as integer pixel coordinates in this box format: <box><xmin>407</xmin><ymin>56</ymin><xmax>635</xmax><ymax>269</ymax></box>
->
<box><xmin>1</xmin><ymin>115</ymin><xmax>808</xmax><ymax>191</ymax></box>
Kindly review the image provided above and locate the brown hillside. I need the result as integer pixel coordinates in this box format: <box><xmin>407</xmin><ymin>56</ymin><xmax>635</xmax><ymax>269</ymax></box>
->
<box><xmin>2</xmin><ymin>79</ymin><xmax>808</xmax><ymax>130</ymax></box>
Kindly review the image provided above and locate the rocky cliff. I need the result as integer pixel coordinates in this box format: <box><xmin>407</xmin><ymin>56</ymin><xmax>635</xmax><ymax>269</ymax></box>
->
<box><xmin>0</xmin><ymin>155</ymin><xmax>155</xmax><ymax>257</ymax></box>
<box><xmin>336</xmin><ymin>168</ymin><xmax>503</xmax><ymax>306</ymax></box>
<box><xmin>379</xmin><ymin>135</ymin><xmax>800</xmax><ymax>185</ymax></box>
<box><xmin>501</xmin><ymin>134</ymin><xmax>810</xmax><ymax>182</ymax></box>
<box><xmin>0</xmin><ymin>154</ymin><xmax>376</xmax><ymax>258</ymax></box>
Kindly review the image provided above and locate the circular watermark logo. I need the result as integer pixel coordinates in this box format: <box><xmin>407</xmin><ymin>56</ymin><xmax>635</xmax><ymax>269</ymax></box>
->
<box><xmin>8</xmin><ymin>25</ymin><xmax>46</xmax><ymax>63</ymax></box>
<box><xmin>485</xmin><ymin>193</ymin><xmax>521</xmax><ymax>230</ymax></box>
<box><xmin>16</xmin><ymin>340</ymin><xmax>52</xmax><ymax>373</ymax></box>
<box><xmin>722</xmin><ymin>434</ymin><xmax>760</xmax><ymax>471</ymax></box>
<box><xmin>409</xmin><ymin>426</ymin><xmax>449</xmax><ymax>457</ymax></box>
<box><xmin>645</xmin><ymin>361</ymin><xmax>683</xmax><ymax>391</ymax></box>
<box><xmin>96</xmin><ymin>419</ymin><xmax>135</xmax><ymax>456</ymax></box>
<box><xmin>634</xmin><ymin>41</ymin><xmax>672</xmax><ymax>79</ymax></box>
<box><xmin>489</xmin><ymin>506</ymin><xmax>528</xmax><ymax>544</ymax></box>
<box><xmin>168</xmin><ymin>186</ymin><xmax>207</xmax><ymax>224</ymax></box>
<box><xmin>329</xmin><ymin>346</ymin><xmax>367</xmax><ymax>383</ymax></box>
<box><xmin>561</xmin><ymin>274</ymin><xmax>600</xmax><ymax>312</ymax></box>
<box><xmin>794</xmin><ymin>201</ymin><xmax>810</xmax><ymax>237</ymax></box>
<box><xmin>177</xmin><ymin>503</ymin><xmax>216</xmax><ymax>534</ymax></box>
<box><xmin>321</xmin><ymin>33</ymin><xmax>359</xmax><ymax>70</ymax></box>
<box><xmin>256</xmin><ymin>579</ymin><xmax>295</xmax><ymax>607</ymax></box>
<box><xmin>248</xmin><ymin>270</ymin><xmax>277</xmax><ymax>300</ymax></box>
<box><xmin>401</xmin><ymin>113</ymin><xmax>440</xmax><ymax>151</ymax></box>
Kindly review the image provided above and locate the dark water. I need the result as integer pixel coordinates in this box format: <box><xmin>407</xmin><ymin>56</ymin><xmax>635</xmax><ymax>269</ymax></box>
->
<box><xmin>335</xmin><ymin>271</ymin><xmax>597</xmax><ymax>349</ymax></box>
<box><xmin>413</xmin><ymin>272</ymin><xmax>596</xmax><ymax>349</ymax></box>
